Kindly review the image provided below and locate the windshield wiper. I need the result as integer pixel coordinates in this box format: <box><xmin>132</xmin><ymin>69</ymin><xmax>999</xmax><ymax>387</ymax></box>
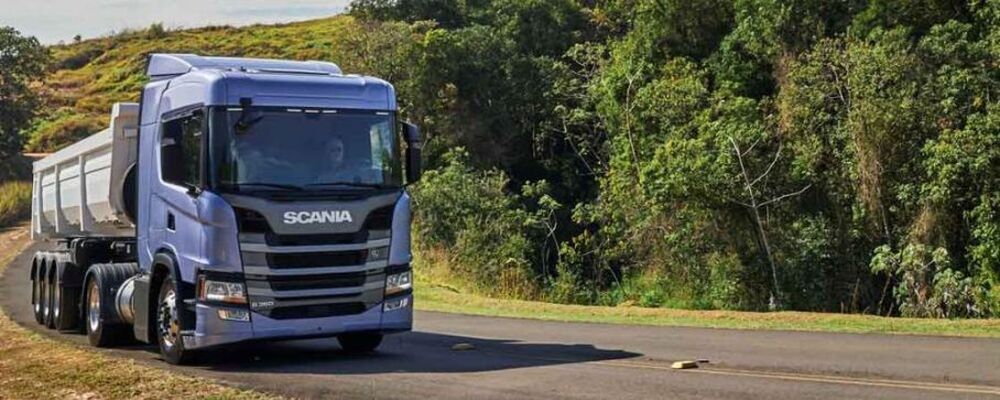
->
<box><xmin>306</xmin><ymin>181</ymin><xmax>392</xmax><ymax>190</ymax></box>
<box><xmin>231</xmin><ymin>182</ymin><xmax>304</xmax><ymax>191</ymax></box>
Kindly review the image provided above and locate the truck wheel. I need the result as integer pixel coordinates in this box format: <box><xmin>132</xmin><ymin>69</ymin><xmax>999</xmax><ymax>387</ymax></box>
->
<box><xmin>337</xmin><ymin>332</ymin><xmax>383</xmax><ymax>354</ymax></box>
<box><xmin>84</xmin><ymin>264</ymin><xmax>133</xmax><ymax>347</ymax></box>
<box><xmin>156</xmin><ymin>276</ymin><xmax>196</xmax><ymax>365</ymax></box>
<box><xmin>31</xmin><ymin>258</ymin><xmax>46</xmax><ymax>324</ymax></box>
<box><xmin>52</xmin><ymin>273</ymin><xmax>80</xmax><ymax>331</ymax></box>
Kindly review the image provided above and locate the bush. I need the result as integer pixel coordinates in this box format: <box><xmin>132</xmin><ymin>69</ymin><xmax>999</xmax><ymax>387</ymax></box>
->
<box><xmin>870</xmin><ymin>244</ymin><xmax>987</xmax><ymax>318</ymax></box>
<box><xmin>0</xmin><ymin>181</ymin><xmax>32</xmax><ymax>228</ymax></box>
<box><xmin>411</xmin><ymin>148</ymin><xmax>541</xmax><ymax>298</ymax></box>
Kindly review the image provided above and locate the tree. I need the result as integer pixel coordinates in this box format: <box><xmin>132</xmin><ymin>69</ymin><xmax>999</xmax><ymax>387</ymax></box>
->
<box><xmin>0</xmin><ymin>26</ymin><xmax>48</xmax><ymax>180</ymax></box>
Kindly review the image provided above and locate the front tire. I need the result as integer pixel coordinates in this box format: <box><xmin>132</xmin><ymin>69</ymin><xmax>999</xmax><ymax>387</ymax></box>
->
<box><xmin>337</xmin><ymin>332</ymin><xmax>383</xmax><ymax>354</ymax></box>
<box><xmin>156</xmin><ymin>276</ymin><xmax>196</xmax><ymax>365</ymax></box>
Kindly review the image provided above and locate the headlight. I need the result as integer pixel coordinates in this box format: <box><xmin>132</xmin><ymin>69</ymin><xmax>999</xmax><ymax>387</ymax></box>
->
<box><xmin>385</xmin><ymin>270</ymin><xmax>412</xmax><ymax>296</ymax></box>
<box><xmin>198</xmin><ymin>276</ymin><xmax>247</xmax><ymax>304</ymax></box>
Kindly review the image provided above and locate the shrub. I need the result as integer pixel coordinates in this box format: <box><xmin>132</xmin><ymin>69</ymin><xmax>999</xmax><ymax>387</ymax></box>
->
<box><xmin>411</xmin><ymin>148</ymin><xmax>540</xmax><ymax>298</ymax></box>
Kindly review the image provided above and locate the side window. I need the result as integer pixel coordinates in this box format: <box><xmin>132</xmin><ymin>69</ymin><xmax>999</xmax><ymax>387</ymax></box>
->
<box><xmin>161</xmin><ymin>112</ymin><xmax>203</xmax><ymax>187</ymax></box>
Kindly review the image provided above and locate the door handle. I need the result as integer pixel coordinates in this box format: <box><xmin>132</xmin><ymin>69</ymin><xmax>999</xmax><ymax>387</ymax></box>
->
<box><xmin>167</xmin><ymin>212</ymin><xmax>175</xmax><ymax>231</ymax></box>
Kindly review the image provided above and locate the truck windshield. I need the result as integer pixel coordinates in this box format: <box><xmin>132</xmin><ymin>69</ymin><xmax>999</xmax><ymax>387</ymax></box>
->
<box><xmin>210</xmin><ymin>107</ymin><xmax>402</xmax><ymax>192</ymax></box>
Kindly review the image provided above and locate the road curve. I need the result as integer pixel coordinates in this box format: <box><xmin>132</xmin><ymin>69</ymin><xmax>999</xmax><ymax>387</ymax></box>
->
<box><xmin>2</xmin><ymin>240</ymin><xmax>999</xmax><ymax>400</ymax></box>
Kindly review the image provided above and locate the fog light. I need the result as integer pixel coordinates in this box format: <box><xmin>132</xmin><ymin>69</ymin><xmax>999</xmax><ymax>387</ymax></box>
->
<box><xmin>384</xmin><ymin>297</ymin><xmax>409</xmax><ymax>311</ymax></box>
<box><xmin>218</xmin><ymin>308</ymin><xmax>250</xmax><ymax>322</ymax></box>
<box><xmin>367</xmin><ymin>246</ymin><xmax>390</xmax><ymax>262</ymax></box>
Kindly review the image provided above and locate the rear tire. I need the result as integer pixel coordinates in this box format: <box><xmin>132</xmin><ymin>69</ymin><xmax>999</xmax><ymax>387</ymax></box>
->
<box><xmin>156</xmin><ymin>275</ymin><xmax>197</xmax><ymax>365</ymax></box>
<box><xmin>84</xmin><ymin>263</ymin><xmax>135</xmax><ymax>347</ymax></box>
<box><xmin>31</xmin><ymin>258</ymin><xmax>46</xmax><ymax>324</ymax></box>
<box><xmin>52</xmin><ymin>274</ymin><xmax>80</xmax><ymax>331</ymax></box>
<box><xmin>337</xmin><ymin>332</ymin><xmax>383</xmax><ymax>354</ymax></box>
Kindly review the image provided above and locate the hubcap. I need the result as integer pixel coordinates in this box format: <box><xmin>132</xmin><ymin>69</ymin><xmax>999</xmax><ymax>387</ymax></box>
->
<box><xmin>158</xmin><ymin>289</ymin><xmax>180</xmax><ymax>350</ymax></box>
<box><xmin>87</xmin><ymin>281</ymin><xmax>101</xmax><ymax>333</ymax></box>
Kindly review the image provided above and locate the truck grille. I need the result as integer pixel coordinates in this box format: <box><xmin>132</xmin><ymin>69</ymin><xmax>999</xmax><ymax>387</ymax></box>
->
<box><xmin>234</xmin><ymin>205</ymin><xmax>394</xmax><ymax>319</ymax></box>
<box><xmin>251</xmin><ymin>272</ymin><xmax>369</xmax><ymax>291</ymax></box>
<box><xmin>266</xmin><ymin>251</ymin><xmax>368</xmax><ymax>269</ymax></box>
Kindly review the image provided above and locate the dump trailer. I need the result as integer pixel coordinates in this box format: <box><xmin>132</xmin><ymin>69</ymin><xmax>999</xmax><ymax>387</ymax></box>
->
<box><xmin>28</xmin><ymin>54</ymin><xmax>422</xmax><ymax>364</ymax></box>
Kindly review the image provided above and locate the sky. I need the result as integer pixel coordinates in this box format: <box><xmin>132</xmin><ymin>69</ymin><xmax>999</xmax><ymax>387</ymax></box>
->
<box><xmin>0</xmin><ymin>0</ymin><xmax>353</xmax><ymax>44</ymax></box>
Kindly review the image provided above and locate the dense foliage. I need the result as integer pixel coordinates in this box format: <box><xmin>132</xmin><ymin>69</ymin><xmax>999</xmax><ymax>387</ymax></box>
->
<box><xmin>18</xmin><ymin>0</ymin><xmax>1000</xmax><ymax>317</ymax></box>
<box><xmin>0</xmin><ymin>27</ymin><xmax>47</xmax><ymax>180</ymax></box>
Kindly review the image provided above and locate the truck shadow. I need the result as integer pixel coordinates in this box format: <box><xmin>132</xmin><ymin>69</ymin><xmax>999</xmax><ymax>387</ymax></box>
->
<box><xmin>195</xmin><ymin>331</ymin><xmax>641</xmax><ymax>375</ymax></box>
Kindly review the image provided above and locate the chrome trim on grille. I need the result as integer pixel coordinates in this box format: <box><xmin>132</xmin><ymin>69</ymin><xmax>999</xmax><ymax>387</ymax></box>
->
<box><xmin>244</xmin><ymin>260</ymin><xmax>389</xmax><ymax>276</ymax></box>
<box><xmin>241</xmin><ymin>238</ymin><xmax>391</xmax><ymax>253</ymax></box>
<box><xmin>247</xmin><ymin>280</ymin><xmax>385</xmax><ymax>298</ymax></box>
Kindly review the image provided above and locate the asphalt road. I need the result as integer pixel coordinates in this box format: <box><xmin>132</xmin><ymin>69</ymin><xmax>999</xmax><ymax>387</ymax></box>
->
<box><xmin>2</xmin><ymin>240</ymin><xmax>1000</xmax><ymax>399</ymax></box>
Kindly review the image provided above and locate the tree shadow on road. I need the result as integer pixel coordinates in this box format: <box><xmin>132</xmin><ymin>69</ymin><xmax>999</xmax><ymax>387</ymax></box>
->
<box><xmin>197</xmin><ymin>331</ymin><xmax>641</xmax><ymax>375</ymax></box>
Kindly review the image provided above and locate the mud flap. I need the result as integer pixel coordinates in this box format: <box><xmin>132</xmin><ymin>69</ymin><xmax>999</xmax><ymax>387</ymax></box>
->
<box><xmin>132</xmin><ymin>272</ymin><xmax>152</xmax><ymax>343</ymax></box>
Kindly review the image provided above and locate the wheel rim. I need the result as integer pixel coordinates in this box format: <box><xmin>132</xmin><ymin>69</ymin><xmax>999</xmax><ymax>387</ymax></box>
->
<box><xmin>158</xmin><ymin>289</ymin><xmax>180</xmax><ymax>350</ymax></box>
<box><xmin>87</xmin><ymin>281</ymin><xmax>101</xmax><ymax>333</ymax></box>
<box><xmin>43</xmin><ymin>277</ymin><xmax>50</xmax><ymax>319</ymax></box>
<box><xmin>33</xmin><ymin>277</ymin><xmax>41</xmax><ymax>314</ymax></box>
<box><xmin>52</xmin><ymin>281</ymin><xmax>60</xmax><ymax>321</ymax></box>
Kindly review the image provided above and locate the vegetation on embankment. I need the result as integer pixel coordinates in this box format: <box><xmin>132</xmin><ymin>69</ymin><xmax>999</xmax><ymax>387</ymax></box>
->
<box><xmin>0</xmin><ymin>181</ymin><xmax>32</xmax><ymax>228</ymax></box>
<box><xmin>0</xmin><ymin>226</ymin><xmax>281</xmax><ymax>400</ymax></box>
<box><xmin>14</xmin><ymin>0</ymin><xmax>1000</xmax><ymax>319</ymax></box>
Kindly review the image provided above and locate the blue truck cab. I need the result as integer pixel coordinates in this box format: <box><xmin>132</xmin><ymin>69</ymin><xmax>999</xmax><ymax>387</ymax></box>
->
<box><xmin>28</xmin><ymin>54</ymin><xmax>422</xmax><ymax>364</ymax></box>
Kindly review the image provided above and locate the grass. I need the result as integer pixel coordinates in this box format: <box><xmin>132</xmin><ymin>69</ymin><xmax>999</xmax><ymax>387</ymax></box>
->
<box><xmin>0</xmin><ymin>225</ymin><xmax>282</xmax><ymax>400</ymax></box>
<box><xmin>413</xmin><ymin>250</ymin><xmax>1000</xmax><ymax>339</ymax></box>
<box><xmin>415</xmin><ymin>283</ymin><xmax>1000</xmax><ymax>338</ymax></box>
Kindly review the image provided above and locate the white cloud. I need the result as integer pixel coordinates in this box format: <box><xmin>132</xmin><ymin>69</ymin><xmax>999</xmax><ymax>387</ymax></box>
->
<box><xmin>0</xmin><ymin>0</ymin><xmax>352</xmax><ymax>44</ymax></box>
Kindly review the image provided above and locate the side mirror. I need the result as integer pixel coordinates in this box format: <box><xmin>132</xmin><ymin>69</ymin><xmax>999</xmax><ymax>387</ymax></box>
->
<box><xmin>402</xmin><ymin>122</ymin><xmax>422</xmax><ymax>184</ymax></box>
<box><xmin>185</xmin><ymin>183</ymin><xmax>202</xmax><ymax>198</ymax></box>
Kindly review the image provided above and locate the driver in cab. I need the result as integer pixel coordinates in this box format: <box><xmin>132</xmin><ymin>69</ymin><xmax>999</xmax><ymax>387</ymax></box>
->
<box><xmin>315</xmin><ymin>136</ymin><xmax>365</xmax><ymax>183</ymax></box>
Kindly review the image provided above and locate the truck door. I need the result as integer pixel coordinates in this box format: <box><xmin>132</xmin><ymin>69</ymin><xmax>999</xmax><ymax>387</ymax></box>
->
<box><xmin>149</xmin><ymin>108</ymin><xmax>206</xmax><ymax>285</ymax></box>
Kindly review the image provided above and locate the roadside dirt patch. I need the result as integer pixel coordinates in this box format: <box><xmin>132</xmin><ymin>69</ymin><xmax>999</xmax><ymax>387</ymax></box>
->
<box><xmin>0</xmin><ymin>224</ymin><xmax>281</xmax><ymax>400</ymax></box>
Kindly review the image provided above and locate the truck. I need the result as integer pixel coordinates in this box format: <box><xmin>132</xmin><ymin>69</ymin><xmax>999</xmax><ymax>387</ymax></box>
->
<box><xmin>27</xmin><ymin>54</ymin><xmax>422</xmax><ymax>364</ymax></box>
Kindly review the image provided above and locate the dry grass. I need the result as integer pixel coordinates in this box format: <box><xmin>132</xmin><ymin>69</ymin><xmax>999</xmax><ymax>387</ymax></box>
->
<box><xmin>0</xmin><ymin>181</ymin><xmax>32</xmax><ymax>228</ymax></box>
<box><xmin>0</xmin><ymin>225</ymin><xmax>282</xmax><ymax>400</ymax></box>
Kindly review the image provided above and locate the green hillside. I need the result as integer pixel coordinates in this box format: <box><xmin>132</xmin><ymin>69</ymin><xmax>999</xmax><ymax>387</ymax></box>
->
<box><xmin>29</xmin><ymin>15</ymin><xmax>405</xmax><ymax>152</ymax></box>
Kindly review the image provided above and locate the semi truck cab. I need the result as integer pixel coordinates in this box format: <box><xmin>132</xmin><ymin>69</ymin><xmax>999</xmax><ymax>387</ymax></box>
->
<box><xmin>29</xmin><ymin>54</ymin><xmax>421</xmax><ymax>364</ymax></box>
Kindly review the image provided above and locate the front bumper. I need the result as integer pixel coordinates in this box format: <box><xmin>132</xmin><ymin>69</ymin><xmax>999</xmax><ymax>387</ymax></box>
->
<box><xmin>182</xmin><ymin>293</ymin><xmax>413</xmax><ymax>350</ymax></box>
